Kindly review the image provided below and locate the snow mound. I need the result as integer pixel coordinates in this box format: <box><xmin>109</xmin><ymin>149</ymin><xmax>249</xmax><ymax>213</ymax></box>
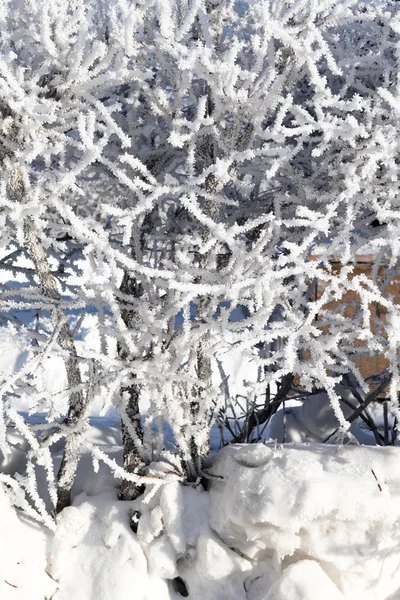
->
<box><xmin>209</xmin><ymin>443</ymin><xmax>400</xmax><ymax>600</ymax></box>
<box><xmin>136</xmin><ymin>481</ymin><xmax>245</xmax><ymax>599</ymax></box>
<box><xmin>48</xmin><ymin>490</ymin><xmax>170</xmax><ymax>600</ymax></box>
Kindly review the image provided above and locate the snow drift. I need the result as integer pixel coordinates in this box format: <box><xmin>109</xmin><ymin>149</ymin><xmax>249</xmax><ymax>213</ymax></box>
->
<box><xmin>209</xmin><ymin>444</ymin><xmax>400</xmax><ymax>600</ymax></box>
<box><xmin>2</xmin><ymin>441</ymin><xmax>400</xmax><ymax>600</ymax></box>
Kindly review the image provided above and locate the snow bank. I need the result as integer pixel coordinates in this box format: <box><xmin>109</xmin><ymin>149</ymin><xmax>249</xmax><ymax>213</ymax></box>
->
<box><xmin>209</xmin><ymin>443</ymin><xmax>400</xmax><ymax>600</ymax></box>
<box><xmin>2</xmin><ymin>441</ymin><xmax>400</xmax><ymax>600</ymax></box>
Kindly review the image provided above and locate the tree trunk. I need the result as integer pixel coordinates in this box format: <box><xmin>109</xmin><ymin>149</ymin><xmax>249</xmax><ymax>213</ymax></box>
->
<box><xmin>9</xmin><ymin>168</ymin><xmax>86</xmax><ymax>513</ymax></box>
<box><xmin>188</xmin><ymin>131</ymin><xmax>219</xmax><ymax>480</ymax></box>
<box><xmin>117</xmin><ymin>271</ymin><xmax>146</xmax><ymax>500</ymax></box>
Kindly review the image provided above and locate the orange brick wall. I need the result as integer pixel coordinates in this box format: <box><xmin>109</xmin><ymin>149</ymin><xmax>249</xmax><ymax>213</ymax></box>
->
<box><xmin>314</xmin><ymin>259</ymin><xmax>400</xmax><ymax>383</ymax></box>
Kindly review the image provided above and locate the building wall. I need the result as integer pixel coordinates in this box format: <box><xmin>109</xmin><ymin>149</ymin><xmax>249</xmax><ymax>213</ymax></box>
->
<box><xmin>314</xmin><ymin>257</ymin><xmax>400</xmax><ymax>383</ymax></box>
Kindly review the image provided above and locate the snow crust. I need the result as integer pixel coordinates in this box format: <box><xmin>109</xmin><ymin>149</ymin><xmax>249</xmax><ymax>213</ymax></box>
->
<box><xmin>2</xmin><ymin>440</ymin><xmax>400</xmax><ymax>600</ymax></box>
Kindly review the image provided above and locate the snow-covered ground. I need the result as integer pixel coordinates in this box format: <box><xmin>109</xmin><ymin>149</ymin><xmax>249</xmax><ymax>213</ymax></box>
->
<box><xmin>2</xmin><ymin>440</ymin><xmax>400</xmax><ymax>600</ymax></box>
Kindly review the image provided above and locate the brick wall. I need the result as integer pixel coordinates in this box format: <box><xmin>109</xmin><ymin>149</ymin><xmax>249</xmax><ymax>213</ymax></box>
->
<box><xmin>314</xmin><ymin>257</ymin><xmax>399</xmax><ymax>383</ymax></box>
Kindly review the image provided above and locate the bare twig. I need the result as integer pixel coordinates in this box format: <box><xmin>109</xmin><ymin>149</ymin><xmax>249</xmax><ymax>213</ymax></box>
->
<box><xmin>383</xmin><ymin>402</ymin><xmax>390</xmax><ymax>446</ymax></box>
<box><xmin>347</xmin><ymin>374</ymin><xmax>392</xmax><ymax>424</ymax></box>
<box><xmin>324</xmin><ymin>374</ymin><xmax>392</xmax><ymax>444</ymax></box>
<box><xmin>246</xmin><ymin>373</ymin><xmax>295</xmax><ymax>441</ymax></box>
<box><xmin>371</xmin><ymin>468</ymin><xmax>383</xmax><ymax>492</ymax></box>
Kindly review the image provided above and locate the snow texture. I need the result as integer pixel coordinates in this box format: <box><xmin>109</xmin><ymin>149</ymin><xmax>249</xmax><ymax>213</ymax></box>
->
<box><xmin>0</xmin><ymin>484</ymin><xmax>56</xmax><ymax>599</ymax></box>
<box><xmin>2</xmin><ymin>440</ymin><xmax>400</xmax><ymax>600</ymax></box>
<box><xmin>263</xmin><ymin>560</ymin><xmax>345</xmax><ymax>600</ymax></box>
<box><xmin>209</xmin><ymin>444</ymin><xmax>400</xmax><ymax>600</ymax></box>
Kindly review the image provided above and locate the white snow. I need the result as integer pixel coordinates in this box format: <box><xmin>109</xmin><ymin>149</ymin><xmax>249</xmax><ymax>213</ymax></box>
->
<box><xmin>2</xmin><ymin>439</ymin><xmax>400</xmax><ymax>600</ymax></box>
<box><xmin>0</xmin><ymin>484</ymin><xmax>56</xmax><ymax>600</ymax></box>
<box><xmin>209</xmin><ymin>443</ymin><xmax>400</xmax><ymax>600</ymax></box>
<box><xmin>49</xmin><ymin>490</ymin><xmax>170</xmax><ymax>600</ymax></box>
<box><xmin>264</xmin><ymin>560</ymin><xmax>345</xmax><ymax>600</ymax></box>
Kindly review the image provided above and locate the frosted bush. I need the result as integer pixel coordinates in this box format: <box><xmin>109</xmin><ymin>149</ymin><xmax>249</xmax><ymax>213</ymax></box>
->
<box><xmin>0</xmin><ymin>0</ymin><xmax>399</xmax><ymax>522</ymax></box>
